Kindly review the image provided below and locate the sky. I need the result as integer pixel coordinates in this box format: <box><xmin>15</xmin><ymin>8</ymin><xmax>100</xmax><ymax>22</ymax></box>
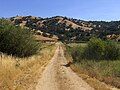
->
<box><xmin>0</xmin><ymin>0</ymin><xmax>120</xmax><ymax>21</ymax></box>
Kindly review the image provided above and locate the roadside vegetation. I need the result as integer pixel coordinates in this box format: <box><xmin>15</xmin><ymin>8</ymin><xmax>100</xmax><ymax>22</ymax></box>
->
<box><xmin>66</xmin><ymin>37</ymin><xmax>120</xmax><ymax>89</ymax></box>
<box><xmin>0</xmin><ymin>18</ymin><xmax>57</xmax><ymax>89</ymax></box>
<box><xmin>0</xmin><ymin>19</ymin><xmax>40</xmax><ymax>57</ymax></box>
<box><xmin>0</xmin><ymin>44</ymin><xmax>56</xmax><ymax>90</ymax></box>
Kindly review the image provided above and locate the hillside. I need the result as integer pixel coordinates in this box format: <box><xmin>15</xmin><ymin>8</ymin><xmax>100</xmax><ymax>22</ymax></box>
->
<box><xmin>8</xmin><ymin>16</ymin><xmax>120</xmax><ymax>42</ymax></box>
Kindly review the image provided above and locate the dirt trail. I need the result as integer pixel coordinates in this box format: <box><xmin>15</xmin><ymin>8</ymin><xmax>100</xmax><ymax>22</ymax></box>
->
<box><xmin>36</xmin><ymin>43</ymin><xmax>94</xmax><ymax>90</ymax></box>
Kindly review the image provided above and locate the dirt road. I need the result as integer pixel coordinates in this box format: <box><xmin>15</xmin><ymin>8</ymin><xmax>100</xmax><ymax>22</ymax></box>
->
<box><xmin>36</xmin><ymin>43</ymin><xmax>94</xmax><ymax>90</ymax></box>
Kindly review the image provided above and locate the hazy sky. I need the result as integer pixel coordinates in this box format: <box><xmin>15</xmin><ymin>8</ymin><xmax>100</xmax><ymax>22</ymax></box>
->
<box><xmin>0</xmin><ymin>0</ymin><xmax>120</xmax><ymax>21</ymax></box>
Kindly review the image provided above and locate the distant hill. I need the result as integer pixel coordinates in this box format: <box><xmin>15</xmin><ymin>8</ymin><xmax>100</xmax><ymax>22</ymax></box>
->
<box><xmin>7</xmin><ymin>16</ymin><xmax>120</xmax><ymax>42</ymax></box>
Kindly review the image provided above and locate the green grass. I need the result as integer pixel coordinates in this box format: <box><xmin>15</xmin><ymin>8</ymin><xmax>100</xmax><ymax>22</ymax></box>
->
<box><xmin>75</xmin><ymin>60</ymin><xmax>120</xmax><ymax>78</ymax></box>
<box><xmin>67</xmin><ymin>43</ymin><xmax>87</xmax><ymax>47</ymax></box>
<box><xmin>117</xmin><ymin>42</ymin><xmax>120</xmax><ymax>46</ymax></box>
<box><xmin>66</xmin><ymin>42</ymin><xmax>120</xmax><ymax>88</ymax></box>
<box><xmin>73</xmin><ymin>60</ymin><xmax>120</xmax><ymax>88</ymax></box>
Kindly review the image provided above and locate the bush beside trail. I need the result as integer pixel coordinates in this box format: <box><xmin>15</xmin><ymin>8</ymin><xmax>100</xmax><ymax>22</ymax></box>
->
<box><xmin>66</xmin><ymin>37</ymin><xmax>120</xmax><ymax>88</ymax></box>
<box><xmin>0</xmin><ymin>19</ymin><xmax>40</xmax><ymax>57</ymax></box>
<box><xmin>69</xmin><ymin>37</ymin><xmax>120</xmax><ymax>61</ymax></box>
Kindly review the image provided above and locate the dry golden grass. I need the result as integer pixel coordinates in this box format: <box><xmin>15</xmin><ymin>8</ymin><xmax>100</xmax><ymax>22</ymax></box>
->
<box><xmin>55</xmin><ymin>17</ymin><xmax>92</xmax><ymax>30</ymax></box>
<box><xmin>70</xmin><ymin>64</ymin><xmax>112</xmax><ymax>90</ymax></box>
<box><xmin>0</xmin><ymin>44</ymin><xmax>56</xmax><ymax>90</ymax></box>
<box><xmin>34</xmin><ymin>35</ymin><xmax>57</xmax><ymax>42</ymax></box>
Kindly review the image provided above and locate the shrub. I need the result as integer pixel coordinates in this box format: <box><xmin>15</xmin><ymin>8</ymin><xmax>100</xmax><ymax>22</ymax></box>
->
<box><xmin>104</xmin><ymin>41</ymin><xmax>120</xmax><ymax>60</ymax></box>
<box><xmin>66</xmin><ymin>45</ymin><xmax>85</xmax><ymax>62</ymax></box>
<box><xmin>83</xmin><ymin>37</ymin><xmax>105</xmax><ymax>60</ymax></box>
<box><xmin>0</xmin><ymin>19</ymin><xmax>40</xmax><ymax>57</ymax></box>
<box><xmin>68</xmin><ymin>37</ymin><xmax>120</xmax><ymax>61</ymax></box>
<box><xmin>71</xmin><ymin>46</ymin><xmax>82</xmax><ymax>62</ymax></box>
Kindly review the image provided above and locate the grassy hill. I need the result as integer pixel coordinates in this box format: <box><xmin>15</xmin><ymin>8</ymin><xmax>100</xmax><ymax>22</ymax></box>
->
<box><xmin>5</xmin><ymin>16</ymin><xmax>120</xmax><ymax>42</ymax></box>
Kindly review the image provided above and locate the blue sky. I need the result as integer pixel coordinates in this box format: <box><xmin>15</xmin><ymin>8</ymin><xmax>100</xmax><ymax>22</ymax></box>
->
<box><xmin>0</xmin><ymin>0</ymin><xmax>120</xmax><ymax>21</ymax></box>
